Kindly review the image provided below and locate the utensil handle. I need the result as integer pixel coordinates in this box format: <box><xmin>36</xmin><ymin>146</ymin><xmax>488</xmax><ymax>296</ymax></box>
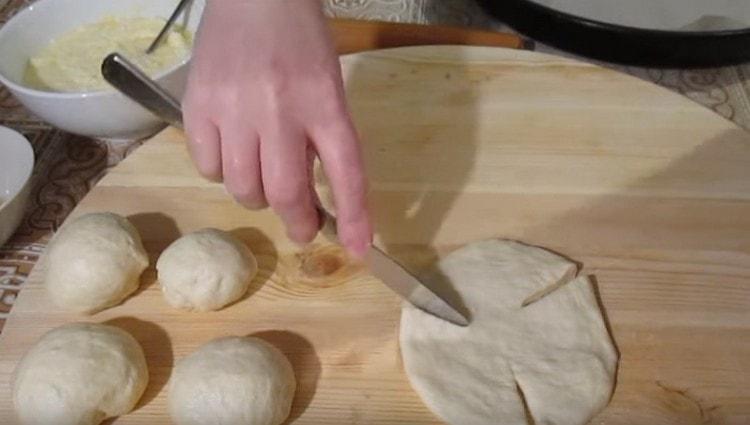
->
<box><xmin>147</xmin><ymin>0</ymin><xmax>193</xmax><ymax>54</ymax></box>
<box><xmin>329</xmin><ymin>18</ymin><xmax>530</xmax><ymax>54</ymax></box>
<box><xmin>101</xmin><ymin>53</ymin><xmax>184</xmax><ymax>129</ymax></box>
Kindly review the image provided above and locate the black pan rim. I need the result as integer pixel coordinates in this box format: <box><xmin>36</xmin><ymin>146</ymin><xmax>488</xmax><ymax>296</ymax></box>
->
<box><xmin>477</xmin><ymin>0</ymin><xmax>750</xmax><ymax>68</ymax></box>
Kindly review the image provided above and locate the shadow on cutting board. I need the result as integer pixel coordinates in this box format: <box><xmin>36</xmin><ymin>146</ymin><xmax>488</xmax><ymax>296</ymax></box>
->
<box><xmin>103</xmin><ymin>316</ymin><xmax>173</xmax><ymax>412</ymax></box>
<box><xmin>228</xmin><ymin>227</ymin><xmax>279</xmax><ymax>305</ymax></box>
<box><xmin>127</xmin><ymin>212</ymin><xmax>182</xmax><ymax>252</ymax></box>
<box><xmin>250</xmin><ymin>330</ymin><xmax>322</xmax><ymax>424</ymax></box>
<box><xmin>335</xmin><ymin>47</ymin><xmax>480</xmax><ymax>309</ymax></box>
<box><xmin>127</xmin><ymin>212</ymin><xmax>181</xmax><ymax>299</ymax></box>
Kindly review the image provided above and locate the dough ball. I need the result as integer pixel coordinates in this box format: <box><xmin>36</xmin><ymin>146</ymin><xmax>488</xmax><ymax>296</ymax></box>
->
<box><xmin>156</xmin><ymin>228</ymin><xmax>257</xmax><ymax>311</ymax></box>
<box><xmin>45</xmin><ymin>212</ymin><xmax>149</xmax><ymax>314</ymax></box>
<box><xmin>13</xmin><ymin>323</ymin><xmax>149</xmax><ymax>425</ymax></box>
<box><xmin>168</xmin><ymin>336</ymin><xmax>296</xmax><ymax>425</ymax></box>
<box><xmin>400</xmin><ymin>239</ymin><xmax>618</xmax><ymax>425</ymax></box>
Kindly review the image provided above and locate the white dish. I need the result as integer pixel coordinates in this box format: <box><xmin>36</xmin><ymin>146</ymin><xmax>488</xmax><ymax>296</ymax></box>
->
<box><xmin>0</xmin><ymin>126</ymin><xmax>34</xmax><ymax>247</ymax></box>
<box><xmin>0</xmin><ymin>0</ymin><xmax>205</xmax><ymax>140</ymax></box>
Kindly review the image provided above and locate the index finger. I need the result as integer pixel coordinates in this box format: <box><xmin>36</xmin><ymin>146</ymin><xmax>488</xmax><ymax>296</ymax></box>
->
<box><xmin>310</xmin><ymin>119</ymin><xmax>372</xmax><ymax>258</ymax></box>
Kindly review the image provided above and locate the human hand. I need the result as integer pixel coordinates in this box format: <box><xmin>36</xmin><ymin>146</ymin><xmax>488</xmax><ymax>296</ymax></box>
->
<box><xmin>183</xmin><ymin>0</ymin><xmax>372</xmax><ymax>257</ymax></box>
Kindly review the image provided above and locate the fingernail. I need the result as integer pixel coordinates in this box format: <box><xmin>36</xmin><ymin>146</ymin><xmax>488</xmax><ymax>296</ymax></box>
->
<box><xmin>288</xmin><ymin>227</ymin><xmax>317</xmax><ymax>246</ymax></box>
<box><xmin>348</xmin><ymin>240</ymin><xmax>372</xmax><ymax>260</ymax></box>
<box><xmin>235</xmin><ymin>198</ymin><xmax>268</xmax><ymax>210</ymax></box>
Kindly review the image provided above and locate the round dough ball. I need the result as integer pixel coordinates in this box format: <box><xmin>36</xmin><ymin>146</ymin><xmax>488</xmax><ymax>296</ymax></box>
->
<box><xmin>400</xmin><ymin>239</ymin><xmax>618</xmax><ymax>425</ymax></box>
<box><xmin>45</xmin><ymin>212</ymin><xmax>149</xmax><ymax>314</ymax></box>
<box><xmin>156</xmin><ymin>228</ymin><xmax>257</xmax><ymax>311</ymax></box>
<box><xmin>168</xmin><ymin>336</ymin><xmax>296</xmax><ymax>425</ymax></box>
<box><xmin>13</xmin><ymin>323</ymin><xmax>149</xmax><ymax>425</ymax></box>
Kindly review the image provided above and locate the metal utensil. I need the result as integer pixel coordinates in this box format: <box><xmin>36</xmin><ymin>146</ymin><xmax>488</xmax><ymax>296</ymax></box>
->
<box><xmin>100</xmin><ymin>53</ymin><xmax>470</xmax><ymax>327</ymax></box>
<box><xmin>146</xmin><ymin>0</ymin><xmax>193</xmax><ymax>54</ymax></box>
<box><xmin>101</xmin><ymin>53</ymin><xmax>183</xmax><ymax>129</ymax></box>
<box><xmin>316</xmin><ymin>207</ymin><xmax>470</xmax><ymax>326</ymax></box>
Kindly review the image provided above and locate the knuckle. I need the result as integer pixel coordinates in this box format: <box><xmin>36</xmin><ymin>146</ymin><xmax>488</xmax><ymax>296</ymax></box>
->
<box><xmin>224</xmin><ymin>171</ymin><xmax>263</xmax><ymax>205</ymax></box>
<box><xmin>345</xmin><ymin>173</ymin><xmax>367</xmax><ymax>196</ymax></box>
<box><xmin>258</xmin><ymin>70</ymin><xmax>343</xmax><ymax>114</ymax></box>
<box><xmin>237</xmin><ymin>198</ymin><xmax>268</xmax><ymax>210</ymax></box>
<box><xmin>313</xmin><ymin>71</ymin><xmax>341</xmax><ymax>92</ymax></box>
<box><xmin>184</xmin><ymin>84</ymin><xmax>240</xmax><ymax>118</ymax></box>
<box><xmin>289</xmin><ymin>224</ymin><xmax>318</xmax><ymax>244</ymax></box>
<box><xmin>317</xmin><ymin>72</ymin><xmax>345</xmax><ymax>97</ymax></box>
<box><xmin>258</xmin><ymin>73</ymin><xmax>290</xmax><ymax>103</ymax></box>
<box><xmin>227</xmin><ymin>179</ymin><xmax>262</xmax><ymax>202</ymax></box>
<box><xmin>196</xmin><ymin>162</ymin><xmax>222</xmax><ymax>181</ymax></box>
<box><xmin>186</xmin><ymin>142</ymin><xmax>221</xmax><ymax>181</ymax></box>
<box><xmin>230</xmin><ymin>185</ymin><xmax>258</xmax><ymax>201</ymax></box>
<box><xmin>329</xmin><ymin>120</ymin><xmax>358</xmax><ymax>142</ymax></box>
<box><xmin>182</xmin><ymin>86</ymin><xmax>213</xmax><ymax>113</ymax></box>
<box><xmin>267</xmin><ymin>181</ymin><xmax>307</xmax><ymax>211</ymax></box>
<box><xmin>185</xmin><ymin>127</ymin><xmax>212</xmax><ymax>148</ymax></box>
<box><xmin>232</xmin><ymin>192</ymin><xmax>266</xmax><ymax>210</ymax></box>
<box><xmin>331</xmin><ymin>149</ymin><xmax>365</xmax><ymax>181</ymax></box>
<box><xmin>319</xmin><ymin>99</ymin><xmax>347</xmax><ymax>121</ymax></box>
<box><xmin>331</xmin><ymin>176</ymin><xmax>367</xmax><ymax>219</ymax></box>
<box><xmin>213</xmin><ymin>86</ymin><xmax>243</xmax><ymax>111</ymax></box>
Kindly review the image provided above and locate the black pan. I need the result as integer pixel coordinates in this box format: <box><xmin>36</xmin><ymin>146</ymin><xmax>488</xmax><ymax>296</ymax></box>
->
<box><xmin>477</xmin><ymin>0</ymin><xmax>750</xmax><ymax>68</ymax></box>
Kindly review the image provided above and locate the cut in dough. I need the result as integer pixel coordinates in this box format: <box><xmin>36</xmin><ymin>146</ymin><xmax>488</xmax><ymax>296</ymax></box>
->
<box><xmin>13</xmin><ymin>323</ymin><xmax>148</xmax><ymax>425</ymax></box>
<box><xmin>45</xmin><ymin>212</ymin><xmax>149</xmax><ymax>313</ymax></box>
<box><xmin>400</xmin><ymin>239</ymin><xmax>618</xmax><ymax>425</ymax></box>
<box><xmin>168</xmin><ymin>336</ymin><xmax>296</xmax><ymax>425</ymax></box>
<box><xmin>157</xmin><ymin>228</ymin><xmax>257</xmax><ymax>311</ymax></box>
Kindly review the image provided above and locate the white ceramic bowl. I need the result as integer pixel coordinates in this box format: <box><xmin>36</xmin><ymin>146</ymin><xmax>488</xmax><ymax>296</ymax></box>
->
<box><xmin>0</xmin><ymin>126</ymin><xmax>34</xmax><ymax>247</ymax></box>
<box><xmin>0</xmin><ymin>0</ymin><xmax>205</xmax><ymax>140</ymax></box>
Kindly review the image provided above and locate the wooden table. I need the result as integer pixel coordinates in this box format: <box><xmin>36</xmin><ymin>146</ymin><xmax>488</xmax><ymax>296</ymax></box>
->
<box><xmin>4</xmin><ymin>0</ymin><xmax>750</xmax><ymax>339</ymax></box>
<box><xmin>0</xmin><ymin>46</ymin><xmax>748</xmax><ymax>424</ymax></box>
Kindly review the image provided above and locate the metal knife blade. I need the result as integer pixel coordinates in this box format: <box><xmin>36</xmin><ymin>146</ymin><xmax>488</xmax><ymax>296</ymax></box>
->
<box><xmin>365</xmin><ymin>245</ymin><xmax>470</xmax><ymax>326</ymax></box>
<box><xmin>101</xmin><ymin>52</ymin><xmax>184</xmax><ymax>129</ymax></box>
<box><xmin>318</xmin><ymin>208</ymin><xmax>470</xmax><ymax>326</ymax></box>
<box><xmin>100</xmin><ymin>53</ymin><xmax>470</xmax><ymax>327</ymax></box>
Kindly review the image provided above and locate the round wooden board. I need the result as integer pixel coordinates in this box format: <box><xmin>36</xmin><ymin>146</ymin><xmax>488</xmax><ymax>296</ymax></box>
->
<box><xmin>1</xmin><ymin>46</ymin><xmax>749</xmax><ymax>424</ymax></box>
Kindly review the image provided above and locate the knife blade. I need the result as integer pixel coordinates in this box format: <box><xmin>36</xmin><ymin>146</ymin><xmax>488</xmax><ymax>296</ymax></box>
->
<box><xmin>318</xmin><ymin>207</ymin><xmax>470</xmax><ymax>326</ymax></box>
<box><xmin>100</xmin><ymin>52</ymin><xmax>470</xmax><ymax>327</ymax></box>
<box><xmin>365</xmin><ymin>244</ymin><xmax>470</xmax><ymax>326</ymax></box>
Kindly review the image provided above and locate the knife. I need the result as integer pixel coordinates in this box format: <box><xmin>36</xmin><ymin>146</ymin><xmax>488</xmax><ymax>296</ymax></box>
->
<box><xmin>100</xmin><ymin>52</ymin><xmax>471</xmax><ymax>327</ymax></box>
<box><xmin>316</xmin><ymin>207</ymin><xmax>469</xmax><ymax>326</ymax></box>
<box><xmin>101</xmin><ymin>53</ymin><xmax>183</xmax><ymax>129</ymax></box>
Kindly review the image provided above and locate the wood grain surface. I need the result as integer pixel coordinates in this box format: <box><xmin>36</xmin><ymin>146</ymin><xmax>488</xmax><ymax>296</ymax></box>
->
<box><xmin>1</xmin><ymin>46</ymin><xmax>749</xmax><ymax>424</ymax></box>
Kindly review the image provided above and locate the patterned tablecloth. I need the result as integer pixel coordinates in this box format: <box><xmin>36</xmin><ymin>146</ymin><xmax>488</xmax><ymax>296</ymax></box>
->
<box><xmin>1</xmin><ymin>0</ymin><xmax>750</xmax><ymax>332</ymax></box>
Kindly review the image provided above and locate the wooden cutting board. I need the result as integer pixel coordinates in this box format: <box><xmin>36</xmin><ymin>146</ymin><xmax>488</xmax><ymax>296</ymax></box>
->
<box><xmin>1</xmin><ymin>46</ymin><xmax>749</xmax><ymax>424</ymax></box>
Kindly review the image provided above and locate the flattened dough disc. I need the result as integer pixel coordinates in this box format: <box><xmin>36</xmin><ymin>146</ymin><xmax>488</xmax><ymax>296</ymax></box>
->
<box><xmin>400</xmin><ymin>239</ymin><xmax>618</xmax><ymax>425</ymax></box>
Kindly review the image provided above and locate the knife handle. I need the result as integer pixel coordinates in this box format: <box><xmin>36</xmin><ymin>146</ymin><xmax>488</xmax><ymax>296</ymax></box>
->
<box><xmin>101</xmin><ymin>53</ymin><xmax>184</xmax><ymax>129</ymax></box>
<box><xmin>329</xmin><ymin>18</ymin><xmax>530</xmax><ymax>54</ymax></box>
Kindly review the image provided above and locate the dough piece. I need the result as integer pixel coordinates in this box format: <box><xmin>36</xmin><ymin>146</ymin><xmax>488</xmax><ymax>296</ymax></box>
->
<box><xmin>45</xmin><ymin>212</ymin><xmax>149</xmax><ymax>313</ymax></box>
<box><xmin>13</xmin><ymin>323</ymin><xmax>149</xmax><ymax>425</ymax></box>
<box><xmin>168</xmin><ymin>336</ymin><xmax>296</xmax><ymax>425</ymax></box>
<box><xmin>156</xmin><ymin>228</ymin><xmax>257</xmax><ymax>311</ymax></box>
<box><xmin>400</xmin><ymin>239</ymin><xmax>618</xmax><ymax>425</ymax></box>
